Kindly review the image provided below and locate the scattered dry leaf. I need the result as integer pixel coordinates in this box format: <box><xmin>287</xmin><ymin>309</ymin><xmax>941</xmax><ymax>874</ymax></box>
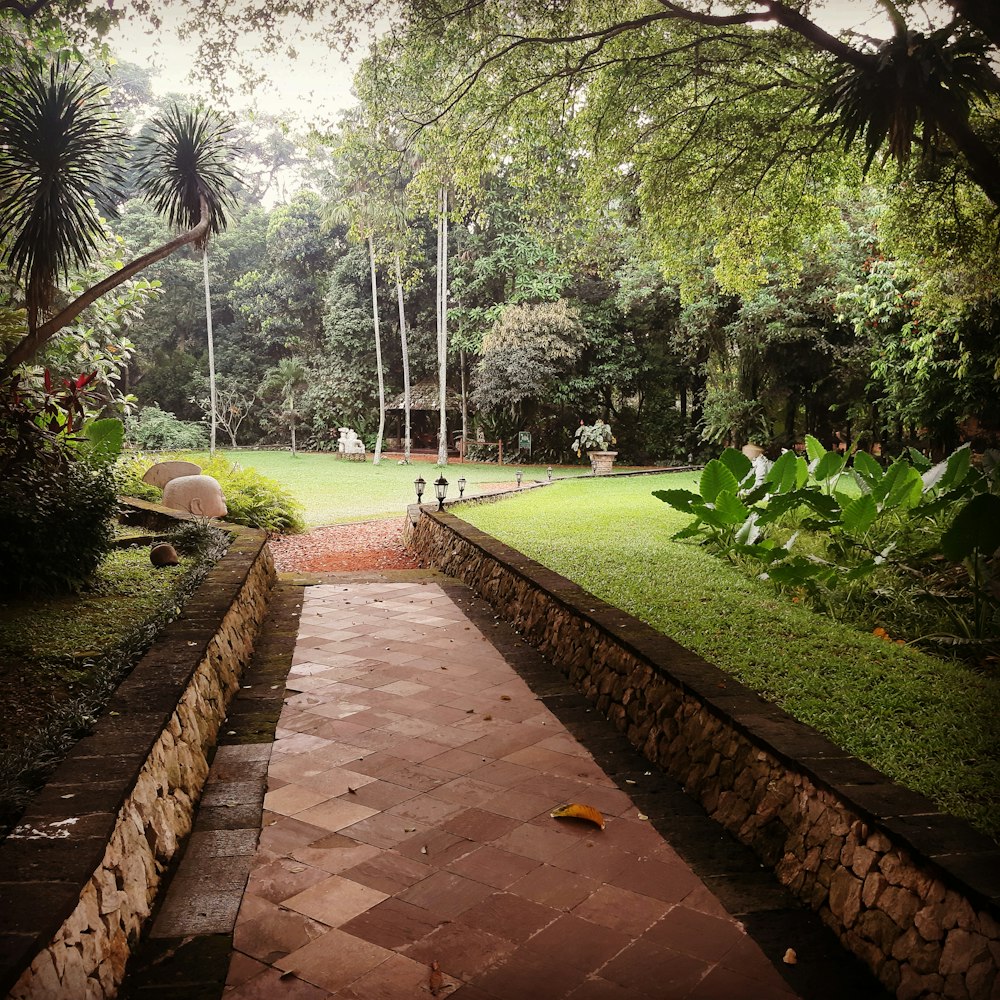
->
<box><xmin>550</xmin><ymin>803</ymin><xmax>606</xmax><ymax>830</ymax></box>
<box><xmin>637</xmin><ymin>813</ymin><xmax>649</xmax><ymax>821</ymax></box>
<box><xmin>420</xmin><ymin>845</ymin><xmax>429</xmax><ymax>855</ymax></box>
<box><xmin>429</xmin><ymin>960</ymin><xmax>444</xmax><ymax>996</ymax></box>
<box><xmin>783</xmin><ymin>948</ymin><xmax>797</xmax><ymax>965</ymax></box>
<box><xmin>500</xmin><ymin>695</ymin><xmax>512</xmax><ymax>701</ymax></box>
<box><xmin>279</xmin><ymin>969</ymin><xmax>297</xmax><ymax>980</ymax></box>
<box><xmin>483</xmin><ymin>713</ymin><xmax>493</xmax><ymax>720</ymax></box>
<box><xmin>347</xmin><ymin>787</ymin><xmax>357</xmax><ymax>794</ymax></box>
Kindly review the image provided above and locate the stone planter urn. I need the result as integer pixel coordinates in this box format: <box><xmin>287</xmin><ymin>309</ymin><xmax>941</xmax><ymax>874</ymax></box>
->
<box><xmin>589</xmin><ymin>450</ymin><xmax>618</xmax><ymax>475</ymax></box>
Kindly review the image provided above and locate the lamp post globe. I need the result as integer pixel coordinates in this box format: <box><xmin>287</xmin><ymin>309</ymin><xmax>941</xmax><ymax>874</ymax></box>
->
<box><xmin>414</xmin><ymin>477</ymin><xmax>426</xmax><ymax>503</ymax></box>
<box><xmin>457</xmin><ymin>477</ymin><xmax>466</xmax><ymax>498</ymax></box>
<box><xmin>434</xmin><ymin>476</ymin><xmax>449</xmax><ymax>511</ymax></box>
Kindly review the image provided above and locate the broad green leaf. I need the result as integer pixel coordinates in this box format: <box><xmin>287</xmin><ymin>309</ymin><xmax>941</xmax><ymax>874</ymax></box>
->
<box><xmin>672</xmin><ymin>520</ymin><xmax>706</xmax><ymax>541</ymax></box>
<box><xmin>768</xmin><ymin>560</ymin><xmax>828</xmax><ymax>585</ymax></box>
<box><xmin>700</xmin><ymin>460</ymin><xmax>740</xmax><ymax>503</ymax></box>
<box><xmin>921</xmin><ymin>444</ymin><xmax>970</xmax><ymax>494</ymax></box>
<box><xmin>853</xmin><ymin>451</ymin><xmax>883</xmax><ymax>483</ymax></box>
<box><xmin>718</xmin><ymin>447</ymin><xmax>752</xmax><ymax>483</ymax></box>
<box><xmin>840</xmin><ymin>493</ymin><xmax>877</xmax><ymax>535</ymax></box>
<box><xmin>942</xmin><ymin>444</ymin><xmax>972</xmax><ymax>491</ymax></box>
<box><xmin>813</xmin><ymin>451</ymin><xmax>845</xmax><ymax>482</ymax></box>
<box><xmin>876</xmin><ymin>462</ymin><xmax>923</xmax><ymax>510</ymax></box>
<box><xmin>741</xmin><ymin>482</ymin><xmax>770</xmax><ymax>505</ymax></box>
<box><xmin>81</xmin><ymin>418</ymin><xmax>124</xmax><ymax>465</ymax></box>
<box><xmin>766</xmin><ymin>451</ymin><xmax>804</xmax><ymax>494</ymax></box>
<box><xmin>712</xmin><ymin>489</ymin><xmax>750</xmax><ymax>525</ymax></box>
<box><xmin>907</xmin><ymin>447</ymin><xmax>932</xmax><ymax>473</ymax></box>
<box><xmin>851</xmin><ymin>471</ymin><xmax>872</xmax><ymax>494</ymax></box>
<box><xmin>941</xmin><ymin>494</ymin><xmax>1000</xmax><ymax>560</ymax></box>
<box><xmin>804</xmin><ymin>434</ymin><xmax>826</xmax><ymax>463</ymax></box>
<box><xmin>652</xmin><ymin>488</ymin><xmax>700</xmax><ymax>513</ymax></box>
<box><xmin>754</xmin><ymin>490</ymin><xmax>808</xmax><ymax>525</ymax></box>
<box><xmin>800</xmin><ymin>492</ymin><xmax>842</xmax><ymax>520</ymax></box>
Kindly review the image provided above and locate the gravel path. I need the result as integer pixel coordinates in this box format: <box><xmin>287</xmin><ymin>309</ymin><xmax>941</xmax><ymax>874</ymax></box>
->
<box><xmin>269</xmin><ymin>483</ymin><xmax>520</xmax><ymax>574</ymax></box>
<box><xmin>268</xmin><ymin>518</ymin><xmax>422</xmax><ymax>573</ymax></box>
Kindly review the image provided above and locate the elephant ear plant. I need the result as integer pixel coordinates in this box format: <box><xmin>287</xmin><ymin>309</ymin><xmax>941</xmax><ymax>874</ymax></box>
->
<box><xmin>655</xmin><ymin>437</ymin><xmax>999</xmax><ymax>662</ymax></box>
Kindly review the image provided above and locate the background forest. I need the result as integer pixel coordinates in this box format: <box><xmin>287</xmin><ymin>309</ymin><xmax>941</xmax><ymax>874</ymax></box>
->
<box><xmin>1</xmin><ymin>1</ymin><xmax>998</xmax><ymax>467</ymax></box>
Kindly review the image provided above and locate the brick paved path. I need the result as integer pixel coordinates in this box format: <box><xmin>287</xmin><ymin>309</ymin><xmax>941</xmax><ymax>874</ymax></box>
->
<box><xmin>222</xmin><ymin>580</ymin><xmax>800</xmax><ymax>999</ymax></box>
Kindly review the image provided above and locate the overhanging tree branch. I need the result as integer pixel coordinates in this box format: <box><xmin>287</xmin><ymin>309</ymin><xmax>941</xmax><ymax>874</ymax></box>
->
<box><xmin>0</xmin><ymin>194</ymin><xmax>210</xmax><ymax>381</ymax></box>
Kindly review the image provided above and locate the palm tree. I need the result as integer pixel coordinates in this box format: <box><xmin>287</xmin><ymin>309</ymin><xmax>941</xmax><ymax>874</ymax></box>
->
<box><xmin>0</xmin><ymin>57</ymin><xmax>240</xmax><ymax>381</ymax></box>
<box><xmin>134</xmin><ymin>106</ymin><xmax>240</xmax><ymax>456</ymax></box>
<box><xmin>263</xmin><ymin>357</ymin><xmax>308</xmax><ymax>456</ymax></box>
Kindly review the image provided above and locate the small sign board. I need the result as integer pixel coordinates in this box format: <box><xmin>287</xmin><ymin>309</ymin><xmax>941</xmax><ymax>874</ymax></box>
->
<box><xmin>518</xmin><ymin>431</ymin><xmax>531</xmax><ymax>455</ymax></box>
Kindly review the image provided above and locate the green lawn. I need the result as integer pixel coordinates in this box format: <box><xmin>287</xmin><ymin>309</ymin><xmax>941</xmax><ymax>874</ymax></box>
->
<box><xmin>457</xmin><ymin>473</ymin><xmax>1000</xmax><ymax>840</ymax></box>
<box><xmin>182</xmin><ymin>451</ymin><xmax>584</xmax><ymax>527</ymax></box>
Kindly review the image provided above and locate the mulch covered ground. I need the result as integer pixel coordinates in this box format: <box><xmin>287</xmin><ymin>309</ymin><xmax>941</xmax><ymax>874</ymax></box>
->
<box><xmin>271</xmin><ymin>483</ymin><xmax>517</xmax><ymax>573</ymax></box>
<box><xmin>269</xmin><ymin>483</ymin><xmax>520</xmax><ymax>573</ymax></box>
<box><xmin>268</xmin><ymin>518</ymin><xmax>422</xmax><ymax>573</ymax></box>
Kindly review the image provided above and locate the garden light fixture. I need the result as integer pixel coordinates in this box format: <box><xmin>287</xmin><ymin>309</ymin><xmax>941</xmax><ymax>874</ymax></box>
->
<box><xmin>547</xmin><ymin>466</ymin><xmax>552</xmax><ymax>481</ymax></box>
<box><xmin>516</xmin><ymin>469</ymin><xmax>523</xmax><ymax>487</ymax></box>
<box><xmin>458</xmin><ymin>477</ymin><xmax>466</xmax><ymax>498</ymax></box>
<box><xmin>434</xmin><ymin>476</ymin><xmax>449</xmax><ymax>511</ymax></box>
<box><xmin>414</xmin><ymin>477</ymin><xmax>426</xmax><ymax>503</ymax></box>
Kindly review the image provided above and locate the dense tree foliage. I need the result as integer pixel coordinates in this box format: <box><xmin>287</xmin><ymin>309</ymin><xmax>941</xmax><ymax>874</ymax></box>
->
<box><xmin>0</xmin><ymin>3</ymin><xmax>996</xmax><ymax>463</ymax></box>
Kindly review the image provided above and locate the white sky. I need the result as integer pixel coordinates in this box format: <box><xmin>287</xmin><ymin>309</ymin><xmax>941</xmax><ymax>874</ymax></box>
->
<box><xmin>107</xmin><ymin>8</ymin><xmax>363</xmax><ymax>128</ymax></box>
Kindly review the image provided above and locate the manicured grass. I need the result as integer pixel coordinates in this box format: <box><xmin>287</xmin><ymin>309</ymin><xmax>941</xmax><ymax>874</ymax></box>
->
<box><xmin>458</xmin><ymin>474</ymin><xmax>1000</xmax><ymax>840</ymax></box>
<box><xmin>181</xmin><ymin>450</ymin><xmax>591</xmax><ymax>527</ymax></box>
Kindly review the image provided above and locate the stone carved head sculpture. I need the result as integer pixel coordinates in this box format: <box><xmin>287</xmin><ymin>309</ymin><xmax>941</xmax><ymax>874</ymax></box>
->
<box><xmin>142</xmin><ymin>460</ymin><xmax>202</xmax><ymax>489</ymax></box>
<box><xmin>161</xmin><ymin>474</ymin><xmax>228</xmax><ymax>518</ymax></box>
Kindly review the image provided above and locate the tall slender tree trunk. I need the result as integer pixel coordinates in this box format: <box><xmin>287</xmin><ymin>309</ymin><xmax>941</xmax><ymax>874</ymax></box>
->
<box><xmin>436</xmin><ymin>185</ymin><xmax>449</xmax><ymax>466</ymax></box>
<box><xmin>368</xmin><ymin>234</ymin><xmax>385</xmax><ymax>466</ymax></box>
<box><xmin>289</xmin><ymin>389</ymin><xmax>297</xmax><ymax>457</ymax></box>
<box><xmin>460</xmin><ymin>349</ymin><xmax>468</xmax><ymax>461</ymax></box>
<box><xmin>395</xmin><ymin>252</ymin><xmax>411</xmax><ymax>465</ymax></box>
<box><xmin>202</xmin><ymin>246</ymin><xmax>217</xmax><ymax>457</ymax></box>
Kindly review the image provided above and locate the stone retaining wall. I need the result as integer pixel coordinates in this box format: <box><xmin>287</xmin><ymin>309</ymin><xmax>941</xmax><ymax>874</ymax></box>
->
<box><xmin>0</xmin><ymin>501</ymin><xmax>275</xmax><ymax>999</ymax></box>
<box><xmin>406</xmin><ymin>509</ymin><xmax>1000</xmax><ymax>1000</ymax></box>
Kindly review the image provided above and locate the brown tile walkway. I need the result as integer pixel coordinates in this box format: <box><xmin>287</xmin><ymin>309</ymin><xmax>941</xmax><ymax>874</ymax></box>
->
<box><xmin>222</xmin><ymin>581</ymin><xmax>801</xmax><ymax>999</ymax></box>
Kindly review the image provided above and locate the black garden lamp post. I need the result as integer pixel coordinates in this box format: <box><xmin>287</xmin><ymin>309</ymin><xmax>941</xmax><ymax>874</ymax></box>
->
<box><xmin>414</xmin><ymin>477</ymin><xmax>426</xmax><ymax>504</ymax></box>
<box><xmin>515</xmin><ymin>469</ymin><xmax>523</xmax><ymax>488</ymax></box>
<box><xmin>434</xmin><ymin>476</ymin><xmax>449</xmax><ymax>511</ymax></box>
<box><xmin>547</xmin><ymin>466</ymin><xmax>552</xmax><ymax>481</ymax></box>
<box><xmin>458</xmin><ymin>477</ymin><xmax>466</xmax><ymax>498</ymax></box>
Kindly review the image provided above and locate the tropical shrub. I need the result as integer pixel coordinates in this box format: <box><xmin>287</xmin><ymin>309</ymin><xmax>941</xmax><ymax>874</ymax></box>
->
<box><xmin>572</xmin><ymin>419</ymin><xmax>615</xmax><ymax>456</ymax></box>
<box><xmin>201</xmin><ymin>456</ymin><xmax>305</xmax><ymax>534</ymax></box>
<box><xmin>127</xmin><ymin>404</ymin><xmax>208</xmax><ymax>451</ymax></box>
<box><xmin>654</xmin><ymin>438</ymin><xmax>999</xmax><ymax>662</ymax></box>
<box><xmin>0</xmin><ymin>459</ymin><xmax>118</xmax><ymax>594</ymax></box>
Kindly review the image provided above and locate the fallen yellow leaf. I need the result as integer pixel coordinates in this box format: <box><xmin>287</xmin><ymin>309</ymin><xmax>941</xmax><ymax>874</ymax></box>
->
<box><xmin>550</xmin><ymin>802</ymin><xmax>606</xmax><ymax>830</ymax></box>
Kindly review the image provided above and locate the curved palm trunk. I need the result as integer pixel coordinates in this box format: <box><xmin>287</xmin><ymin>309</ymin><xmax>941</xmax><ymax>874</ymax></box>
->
<box><xmin>436</xmin><ymin>186</ymin><xmax>449</xmax><ymax>467</ymax></box>
<box><xmin>1</xmin><ymin>195</ymin><xmax>211</xmax><ymax>381</ymax></box>
<box><xmin>369</xmin><ymin>234</ymin><xmax>385</xmax><ymax>466</ymax></box>
<box><xmin>202</xmin><ymin>246</ymin><xmax>218</xmax><ymax>457</ymax></box>
<box><xmin>395</xmin><ymin>252</ymin><xmax>412</xmax><ymax>465</ymax></box>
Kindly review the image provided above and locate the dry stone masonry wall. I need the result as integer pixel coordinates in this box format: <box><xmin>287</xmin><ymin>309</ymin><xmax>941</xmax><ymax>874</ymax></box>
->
<box><xmin>0</xmin><ymin>502</ymin><xmax>275</xmax><ymax>999</ymax></box>
<box><xmin>406</xmin><ymin>509</ymin><xmax>1000</xmax><ymax>1000</ymax></box>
